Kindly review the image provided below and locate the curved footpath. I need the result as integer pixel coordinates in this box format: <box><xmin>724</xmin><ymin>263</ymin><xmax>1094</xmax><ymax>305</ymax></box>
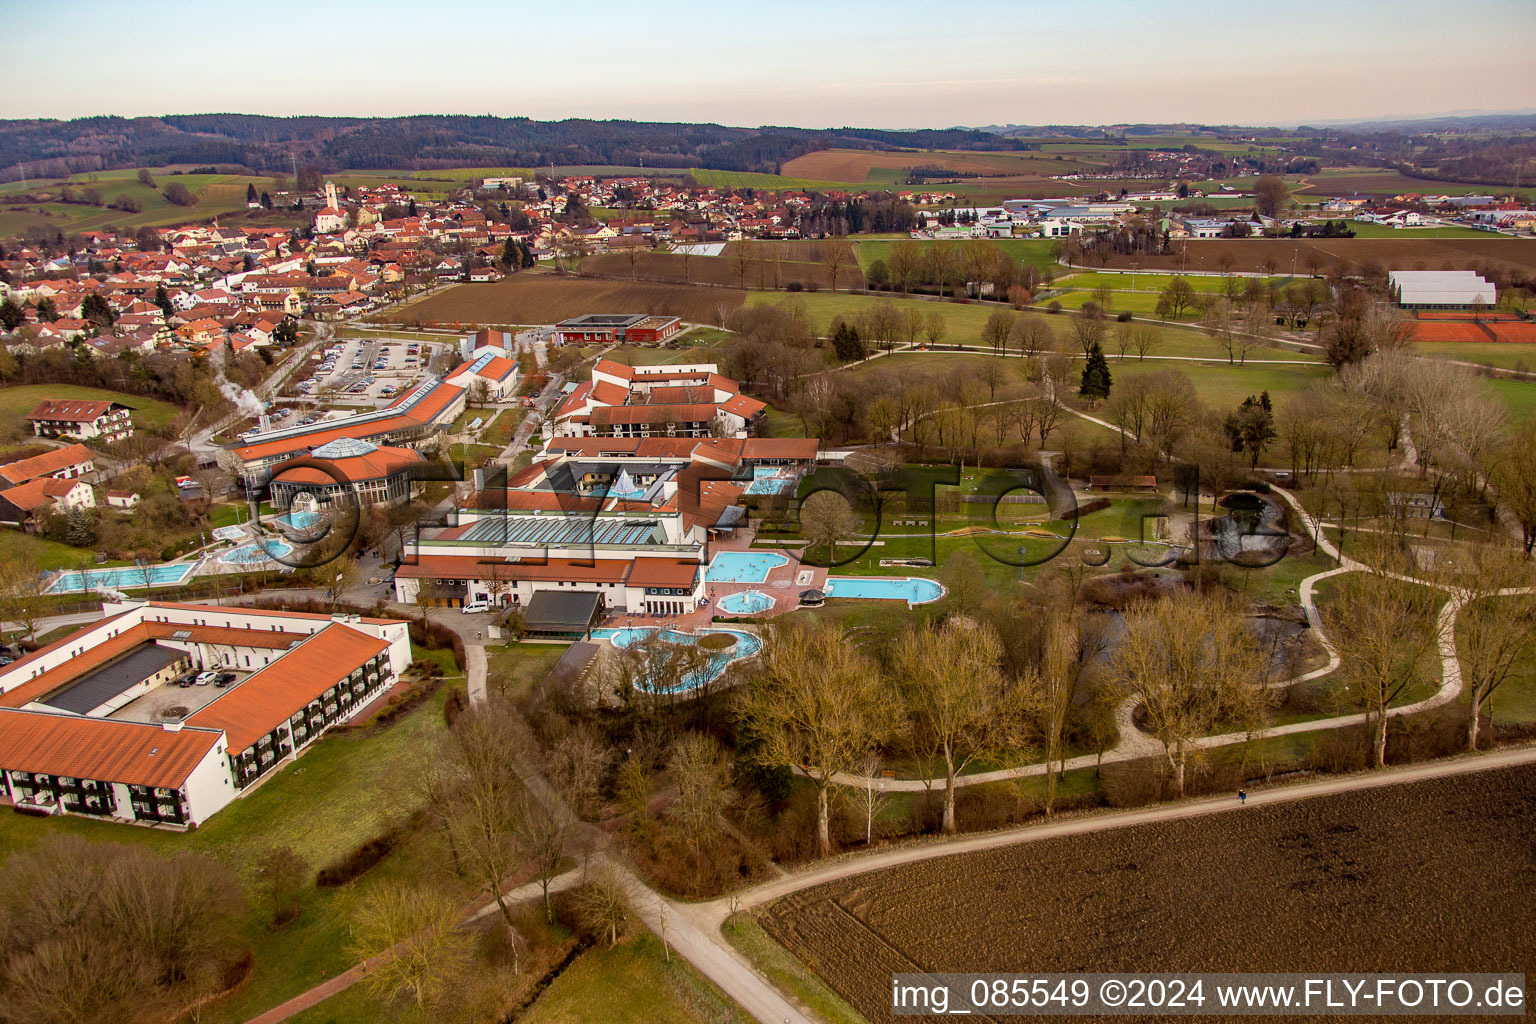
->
<box><xmin>827</xmin><ymin>485</ymin><xmax>1482</xmax><ymax>793</ymax></box>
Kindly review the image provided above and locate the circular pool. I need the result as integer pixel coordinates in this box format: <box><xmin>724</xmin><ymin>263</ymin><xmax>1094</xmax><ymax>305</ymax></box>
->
<box><xmin>717</xmin><ymin>589</ymin><xmax>774</xmax><ymax>615</ymax></box>
<box><xmin>220</xmin><ymin>540</ymin><xmax>294</xmax><ymax>564</ymax></box>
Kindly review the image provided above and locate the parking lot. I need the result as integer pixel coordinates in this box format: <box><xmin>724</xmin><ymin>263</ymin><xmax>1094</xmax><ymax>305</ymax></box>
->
<box><xmin>108</xmin><ymin>667</ymin><xmax>254</xmax><ymax>724</ymax></box>
<box><xmin>284</xmin><ymin>337</ymin><xmax>447</xmax><ymax>409</ymax></box>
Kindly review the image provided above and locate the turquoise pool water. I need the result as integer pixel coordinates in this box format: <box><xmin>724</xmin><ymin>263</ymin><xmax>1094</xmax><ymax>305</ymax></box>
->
<box><xmin>47</xmin><ymin>563</ymin><xmax>195</xmax><ymax>594</ymax></box>
<box><xmin>705</xmin><ymin>551</ymin><xmax>788</xmax><ymax>583</ymax></box>
<box><xmin>274</xmin><ymin>510</ymin><xmax>323</xmax><ymax>530</ymax></box>
<box><xmin>824</xmin><ymin>576</ymin><xmax>945</xmax><ymax>605</ymax></box>
<box><xmin>220</xmin><ymin>540</ymin><xmax>294</xmax><ymax>564</ymax></box>
<box><xmin>716</xmin><ymin>590</ymin><xmax>774</xmax><ymax>615</ymax></box>
<box><xmin>590</xmin><ymin>627</ymin><xmax>763</xmax><ymax>691</ymax></box>
<box><xmin>744</xmin><ymin>475</ymin><xmax>796</xmax><ymax>495</ymax></box>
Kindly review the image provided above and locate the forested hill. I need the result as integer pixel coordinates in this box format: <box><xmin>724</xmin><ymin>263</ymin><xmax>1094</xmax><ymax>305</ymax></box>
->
<box><xmin>0</xmin><ymin>114</ymin><xmax>1024</xmax><ymax>182</ymax></box>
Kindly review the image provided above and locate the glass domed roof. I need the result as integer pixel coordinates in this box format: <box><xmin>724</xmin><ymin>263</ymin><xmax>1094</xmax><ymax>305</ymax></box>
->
<box><xmin>311</xmin><ymin>437</ymin><xmax>379</xmax><ymax>459</ymax></box>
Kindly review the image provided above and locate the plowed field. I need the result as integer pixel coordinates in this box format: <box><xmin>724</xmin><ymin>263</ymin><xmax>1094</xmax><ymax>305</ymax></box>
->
<box><xmin>373</xmin><ymin>276</ymin><xmax>747</xmax><ymax>327</ymax></box>
<box><xmin>760</xmin><ymin>763</ymin><xmax>1536</xmax><ymax>1024</ymax></box>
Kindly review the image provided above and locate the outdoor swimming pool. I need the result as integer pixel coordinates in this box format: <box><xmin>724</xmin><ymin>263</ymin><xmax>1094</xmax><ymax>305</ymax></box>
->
<box><xmin>824</xmin><ymin>575</ymin><xmax>945</xmax><ymax>605</ymax></box>
<box><xmin>273</xmin><ymin>509</ymin><xmax>324</xmax><ymax>531</ymax></box>
<box><xmin>220</xmin><ymin>540</ymin><xmax>294</xmax><ymax>564</ymax></box>
<box><xmin>744</xmin><ymin>475</ymin><xmax>796</xmax><ymax>495</ymax></box>
<box><xmin>705</xmin><ymin>551</ymin><xmax>788</xmax><ymax>583</ymax></box>
<box><xmin>716</xmin><ymin>589</ymin><xmax>774</xmax><ymax>615</ymax></box>
<box><xmin>46</xmin><ymin>562</ymin><xmax>196</xmax><ymax>594</ymax></box>
<box><xmin>590</xmin><ymin>627</ymin><xmax>763</xmax><ymax>691</ymax></box>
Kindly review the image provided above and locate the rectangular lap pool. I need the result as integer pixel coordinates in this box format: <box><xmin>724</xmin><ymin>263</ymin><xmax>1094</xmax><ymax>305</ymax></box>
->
<box><xmin>47</xmin><ymin>562</ymin><xmax>196</xmax><ymax>594</ymax></box>
<box><xmin>823</xmin><ymin>575</ymin><xmax>945</xmax><ymax>605</ymax></box>
<box><xmin>705</xmin><ymin>551</ymin><xmax>788</xmax><ymax>583</ymax></box>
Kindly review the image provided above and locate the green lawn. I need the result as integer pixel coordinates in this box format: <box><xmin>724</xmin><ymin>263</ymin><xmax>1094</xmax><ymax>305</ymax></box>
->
<box><xmin>1484</xmin><ymin>378</ymin><xmax>1536</xmax><ymax>424</ymax></box>
<box><xmin>485</xmin><ymin>642</ymin><xmax>567</xmax><ymax>702</ymax></box>
<box><xmin>1340</xmin><ymin>221</ymin><xmax>1493</xmax><ymax>239</ymax></box>
<box><xmin>1055</xmin><ymin>270</ymin><xmax>1297</xmax><ymax>293</ymax></box>
<box><xmin>0</xmin><ymin>384</ymin><xmax>180</xmax><ymax>434</ymax></box>
<box><xmin>1410</xmin><ymin>342</ymin><xmax>1536</xmax><ymax>373</ymax></box>
<box><xmin>852</xmin><ymin>238</ymin><xmax>1057</xmax><ymax>273</ymax></box>
<box><xmin>0</xmin><ymin>684</ymin><xmax>464</xmax><ymax>1024</ymax></box>
<box><xmin>1110</xmin><ymin>358</ymin><xmax>1334</xmax><ymax>411</ymax></box>
<box><xmin>0</xmin><ymin>528</ymin><xmax>130</xmax><ymax>571</ymax></box>
<box><xmin>522</xmin><ymin>932</ymin><xmax>751</xmax><ymax>1024</ymax></box>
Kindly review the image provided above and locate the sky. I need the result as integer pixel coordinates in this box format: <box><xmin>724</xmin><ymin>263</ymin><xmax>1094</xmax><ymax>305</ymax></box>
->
<box><xmin>3</xmin><ymin>0</ymin><xmax>1533</xmax><ymax>128</ymax></box>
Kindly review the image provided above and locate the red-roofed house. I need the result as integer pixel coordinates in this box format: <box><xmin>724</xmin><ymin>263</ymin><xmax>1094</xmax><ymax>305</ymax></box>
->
<box><xmin>27</xmin><ymin>399</ymin><xmax>134</xmax><ymax>442</ymax></box>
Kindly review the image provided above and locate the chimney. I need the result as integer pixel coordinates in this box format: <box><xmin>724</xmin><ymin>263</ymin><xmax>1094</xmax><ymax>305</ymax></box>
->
<box><xmin>162</xmin><ymin>721</ymin><xmax>183</xmax><ymax>732</ymax></box>
<box><xmin>472</xmin><ymin>467</ymin><xmax>485</xmax><ymax>492</ymax></box>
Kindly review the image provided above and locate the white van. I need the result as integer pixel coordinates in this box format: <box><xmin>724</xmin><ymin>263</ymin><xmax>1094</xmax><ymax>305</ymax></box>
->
<box><xmin>461</xmin><ymin>599</ymin><xmax>489</xmax><ymax>614</ymax></box>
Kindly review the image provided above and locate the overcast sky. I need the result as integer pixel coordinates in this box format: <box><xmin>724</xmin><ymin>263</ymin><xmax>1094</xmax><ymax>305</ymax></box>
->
<box><xmin>4</xmin><ymin>0</ymin><xmax>1532</xmax><ymax>127</ymax></box>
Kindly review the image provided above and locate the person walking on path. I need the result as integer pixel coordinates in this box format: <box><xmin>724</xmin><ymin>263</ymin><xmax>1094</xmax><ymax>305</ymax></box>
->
<box><xmin>1238</xmin><ymin>789</ymin><xmax>1247</xmax><ymax>805</ymax></box>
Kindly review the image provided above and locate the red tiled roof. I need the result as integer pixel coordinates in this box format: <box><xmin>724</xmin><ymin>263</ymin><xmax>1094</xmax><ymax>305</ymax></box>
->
<box><xmin>0</xmin><ymin>444</ymin><xmax>94</xmax><ymax>485</ymax></box>
<box><xmin>27</xmin><ymin>399</ymin><xmax>131</xmax><ymax>422</ymax></box>
<box><xmin>187</xmin><ymin>623</ymin><xmax>389</xmax><ymax>751</ymax></box>
<box><xmin>626</xmin><ymin>559</ymin><xmax>701</xmax><ymax>588</ymax></box>
<box><xmin>274</xmin><ymin>444</ymin><xmax>422</xmax><ymax>485</ymax></box>
<box><xmin>0</xmin><ymin>709</ymin><xmax>222</xmax><ymax>790</ymax></box>
<box><xmin>0</xmin><ymin>477</ymin><xmax>82</xmax><ymax>512</ymax></box>
<box><xmin>592</xmin><ymin>358</ymin><xmax>635</xmax><ymax>381</ymax></box>
<box><xmin>590</xmin><ymin>403</ymin><xmax>717</xmax><ymax>426</ymax></box>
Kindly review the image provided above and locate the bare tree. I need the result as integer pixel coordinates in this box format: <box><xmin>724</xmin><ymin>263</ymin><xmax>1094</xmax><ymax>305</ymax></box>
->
<box><xmin>571</xmin><ymin>866</ymin><xmax>630</xmax><ymax>947</ymax></box>
<box><xmin>1130</xmin><ymin>322</ymin><xmax>1160</xmax><ymax>361</ymax></box>
<box><xmin>1010</xmin><ymin>316</ymin><xmax>1053</xmax><ymax>360</ymax></box>
<box><xmin>895</xmin><ymin>616</ymin><xmax>1021</xmax><ymax>833</ymax></box>
<box><xmin>888</xmin><ymin>242</ymin><xmax>923</xmax><ymax>295</ymax></box>
<box><xmin>820</xmin><ymin>240</ymin><xmax>849</xmax><ymax>292</ymax></box>
<box><xmin>1442</xmin><ymin>547</ymin><xmax>1536</xmax><ymax>750</ymax></box>
<box><xmin>731</xmin><ymin>243</ymin><xmax>756</xmax><ymax>290</ymax></box>
<box><xmin>924</xmin><ymin>310</ymin><xmax>947</xmax><ymax>348</ymax></box>
<box><xmin>349</xmin><ymin>882</ymin><xmax>473</xmax><ymax>1011</ymax></box>
<box><xmin>1321</xmin><ymin>565</ymin><xmax>1447</xmax><ymax>768</ymax></box>
<box><xmin>981</xmin><ymin>309</ymin><xmax>1015</xmax><ymax>356</ymax></box>
<box><xmin>516</xmin><ymin>786</ymin><xmax>574</xmax><ymax>923</ymax></box>
<box><xmin>798</xmin><ymin>489</ymin><xmax>860</xmax><ymax>562</ymax></box>
<box><xmin>1112</xmin><ymin>591</ymin><xmax>1269</xmax><ymax>796</ymax></box>
<box><xmin>736</xmin><ymin>621</ymin><xmax>896</xmax><ymax>855</ymax></box>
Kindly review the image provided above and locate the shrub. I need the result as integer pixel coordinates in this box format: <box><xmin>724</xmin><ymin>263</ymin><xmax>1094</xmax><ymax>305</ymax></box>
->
<box><xmin>1048</xmin><ymin>300</ymin><xmax>1063</xmax><ymax>314</ymax></box>
<box><xmin>1117</xmin><ymin>310</ymin><xmax>1133</xmax><ymax>322</ymax></box>
<box><xmin>785</xmin><ymin>280</ymin><xmax>803</xmax><ymax>292</ymax></box>
<box><xmin>317</xmin><ymin>828</ymin><xmax>402</xmax><ymax>887</ymax></box>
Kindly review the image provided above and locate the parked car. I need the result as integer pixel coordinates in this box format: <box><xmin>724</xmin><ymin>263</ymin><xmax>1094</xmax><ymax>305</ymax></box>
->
<box><xmin>194</xmin><ymin>671</ymin><xmax>216</xmax><ymax>686</ymax></box>
<box><xmin>461</xmin><ymin>599</ymin><xmax>489</xmax><ymax>614</ymax></box>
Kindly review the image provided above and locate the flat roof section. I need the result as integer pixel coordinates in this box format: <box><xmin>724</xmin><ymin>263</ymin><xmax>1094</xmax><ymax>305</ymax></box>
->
<box><xmin>556</xmin><ymin>314</ymin><xmax>649</xmax><ymax>328</ymax></box>
<box><xmin>39</xmin><ymin>644</ymin><xmax>184</xmax><ymax>716</ymax></box>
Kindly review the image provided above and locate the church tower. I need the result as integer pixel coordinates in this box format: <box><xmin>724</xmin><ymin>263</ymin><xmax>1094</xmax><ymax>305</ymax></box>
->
<box><xmin>324</xmin><ymin>181</ymin><xmax>338</xmax><ymax>210</ymax></box>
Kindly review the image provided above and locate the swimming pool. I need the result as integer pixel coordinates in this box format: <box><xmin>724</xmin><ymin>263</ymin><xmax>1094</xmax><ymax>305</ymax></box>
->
<box><xmin>716</xmin><ymin>590</ymin><xmax>774</xmax><ymax>615</ymax></box>
<box><xmin>590</xmin><ymin>627</ymin><xmax>763</xmax><ymax>691</ymax></box>
<box><xmin>744</xmin><ymin>475</ymin><xmax>796</xmax><ymax>496</ymax></box>
<box><xmin>273</xmin><ymin>509</ymin><xmax>324</xmax><ymax>531</ymax></box>
<box><xmin>705</xmin><ymin>551</ymin><xmax>788</xmax><ymax>583</ymax></box>
<box><xmin>47</xmin><ymin>562</ymin><xmax>196</xmax><ymax>594</ymax></box>
<box><xmin>220</xmin><ymin>540</ymin><xmax>294</xmax><ymax>564</ymax></box>
<box><xmin>824</xmin><ymin>576</ymin><xmax>945</xmax><ymax>605</ymax></box>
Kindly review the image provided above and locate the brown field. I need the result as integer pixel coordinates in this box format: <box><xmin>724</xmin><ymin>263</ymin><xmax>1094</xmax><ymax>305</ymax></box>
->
<box><xmin>783</xmin><ymin>148</ymin><xmax>1103</xmax><ymax>182</ymax></box>
<box><xmin>760</xmin><ymin>763</ymin><xmax>1536</xmax><ymax>1024</ymax></box>
<box><xmin>1097</xmin><ymin>238</ymin><xmax>1536</xmax><ymax>277</ymax></box>
<box><xmin>371</xmin><ymin>276</ymin><xmax>747</xmax><ymax>327</ymax></box>
<box><xmin>586</xmin><ymin>246</ymin><xmax>863</xmax><ymax>290</ymax></box>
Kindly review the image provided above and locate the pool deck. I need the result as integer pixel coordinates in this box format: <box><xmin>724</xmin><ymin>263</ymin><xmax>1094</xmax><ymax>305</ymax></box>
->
<box><xmin>598</xmin><ymin>544</ymin><xmax>828</xmax><ymax>631</ymax></box>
